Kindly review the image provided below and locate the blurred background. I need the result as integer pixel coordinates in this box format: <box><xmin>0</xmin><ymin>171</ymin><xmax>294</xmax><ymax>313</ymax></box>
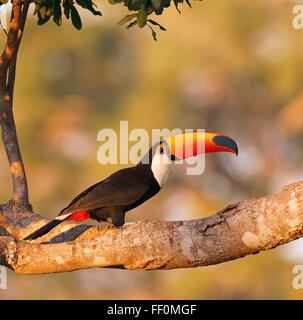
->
<box><xmin>1</xmin><ymin>0</ymin><xmax>303</xmax><ymax>299</ymax></box>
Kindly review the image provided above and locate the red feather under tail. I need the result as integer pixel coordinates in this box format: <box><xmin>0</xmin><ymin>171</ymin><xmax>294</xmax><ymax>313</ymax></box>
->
<box><xmin>66</xmin><ymin>211</ymin><xmax>90</xmax><ymax>221</ymax></box>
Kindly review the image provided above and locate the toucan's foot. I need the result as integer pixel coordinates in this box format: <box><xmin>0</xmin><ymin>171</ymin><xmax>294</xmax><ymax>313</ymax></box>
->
<box><xmin>99</xmin><ymin>221</ymin><xmax>114</xmax><ymax>228</ymax></box>
<box><xmin>123</xmin><ymin>222</ymin><xmax>135</xmax><ymax>226</ymax></box>
<box><xmin>114</xmin><ymin>222</ymin><xmax>134</xmax><ymax>230</ymax></box>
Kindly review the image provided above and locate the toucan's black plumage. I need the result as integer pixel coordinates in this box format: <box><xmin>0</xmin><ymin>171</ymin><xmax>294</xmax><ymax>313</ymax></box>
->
<box><xmin>24</xmin><ymin>131</ymin><xmax>238</xmax><ymax>240</ymax></box>
<box><xmin>60</xmin><ymin>163</ymin><xmax>160</xmax><ymax>225</ymax></box>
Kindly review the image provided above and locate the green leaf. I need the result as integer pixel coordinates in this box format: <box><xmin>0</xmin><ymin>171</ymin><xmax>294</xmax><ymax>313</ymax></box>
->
<box><xmin>62</xmin><ymin>0</ymin><xmax>71</xmax><ymax>18</ymax></box>
<box><xmin>162</xmin><ymin>0</ymin><xmax>171</xmax><ymax>8</ymax></box>
<box><xmin>145</xmin><ymin>3</ymin><xmax>154</xmax><ymax>15</ymax></box>
<box><xmin>147</xmin><ymin>25</ymin><xmax>157</xmax><ymax>41</ymax></box>
<box><xmin>39</xmin><ymin>6</ymin><xmax>47</xmax><ymax>19</ymax></box>
<box><xmin>37</xmin><ymin>10</ymin><xmax>52</xmax><ymax>25</ymax></box>
<box><xmin>154</xmin><ymin>7</ymin><xmax>164</xmax><ymax>15</ymax></box>
<box><xmin>71</xmin><ymin>6</ymin><xmax>82</xmax><ymax>29</ymax></box>
<box><xmin>185</xmin><ymin>0</ymin><xmax>192</xmax><ymax>8</ymax></box>
<box><xmin>148</xmin><ymin>19</ymin><xmax>166</xmax><ymax>31</ymax></box>
<box><xmin>75</xmin><ymin>0</ymin><xmax>102</xmax><ymax>16</ymax></box>
<box><xmin>34</xmin><ymin>3</ymin><xmax>40</xmax><ymax>15</ymax></box>
<box><xmin>53</xmin><ymin>0</ymin><xmax>62</xmax><ymax>26</ymax></box>
<box><xmin>129</xmin><ymin>0</ymin><xmax>142</xmax><ymax>11</ymax></box>
<box><xmin>137</xmin><ymin>4</ymin><xmax>147</xmax><ymax>28</ymax></box>
<box><xmin>151</xmin><ymin>0</ymin><xmax>161</xmax><ymax>10</ymax></box>
<box><xmin>173</xmin><ymin>0</ymin><xmax>182</xmax><ymax>13</ymax></box>
<box><xmin>126</xmin><ymin>20</ymin><xmax>138</xmax><ymax>29</ymax></box>
<box><xmin>118</xmin><ymin>13</ymin><xmax>137</xmax><ymax>26</ymax></box>
<box><xmin>108</xmin><ymin>0</ymin><xmax>122</xmax><ymax>4</ymax></box>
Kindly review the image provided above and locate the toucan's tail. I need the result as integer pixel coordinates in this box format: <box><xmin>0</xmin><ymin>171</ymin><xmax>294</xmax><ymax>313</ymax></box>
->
<box><xmin>23</xmin><ymin>211</ymin><xmax>90</xmax><ymax>240</ymax></box>
<box><xmin>23</xmin><ymin>219</ymin><xmax>66</xmax><ymax>240</ymax></box>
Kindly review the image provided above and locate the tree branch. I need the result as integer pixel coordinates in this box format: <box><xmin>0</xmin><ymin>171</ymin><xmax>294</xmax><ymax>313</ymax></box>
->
<box><xmin>0</xmin><ymin>0</ymin><xmax>29</xmax><ymax>83</ymax></box>
<box><xmin>0</xmin><ymin>181</ymin><xmax>303</xmax><ymax>274</ymax></box>
<box><xmin>0</xmin><ymin>0</ymin><xmax>31</xmax><ymax>207</ymax></box>
<box><xmin>0</xmin><ymin>89</ymin><xmax>30</xmax><ymax>206</ymax></box>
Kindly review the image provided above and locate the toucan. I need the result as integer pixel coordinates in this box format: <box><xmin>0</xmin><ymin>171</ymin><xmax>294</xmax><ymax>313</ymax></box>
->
<box><xmin>24</xmin><ymin>131</ymin><xmax>238</xmax><ymax>240</ymax></box>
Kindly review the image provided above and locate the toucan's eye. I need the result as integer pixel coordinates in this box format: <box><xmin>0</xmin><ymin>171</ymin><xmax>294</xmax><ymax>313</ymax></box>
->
<box><xmin>159</xmin><ymin>146</ymin><xmax>164</xmax><ymax>154</ymax></box>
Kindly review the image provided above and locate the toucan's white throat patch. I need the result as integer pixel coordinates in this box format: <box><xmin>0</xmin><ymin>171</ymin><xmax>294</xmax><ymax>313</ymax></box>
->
<box><xmin>151</xmin><ymin>153</ymin><xmax>171</xmax><ymax>188</ymax></box>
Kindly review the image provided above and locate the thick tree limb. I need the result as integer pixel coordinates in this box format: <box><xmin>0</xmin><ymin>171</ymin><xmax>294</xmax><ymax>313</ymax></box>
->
<box><xmin>0</xmin><ymin>181</ymin><xmax>303</xmax><ymax>274</ymax></box>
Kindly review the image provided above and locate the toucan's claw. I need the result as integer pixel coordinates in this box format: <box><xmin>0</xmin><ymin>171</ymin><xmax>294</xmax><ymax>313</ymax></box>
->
<box><xmin>123</xmin><ymin>222</ymin><xmax>135</xmax><ymax>226</ymax></box>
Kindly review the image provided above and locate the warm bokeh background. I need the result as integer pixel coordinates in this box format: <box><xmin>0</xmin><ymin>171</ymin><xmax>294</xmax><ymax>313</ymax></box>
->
<box><xmin>1</xmin><ymin>0</ymin><xmax>303</xmax><ymax>299</ymax></box>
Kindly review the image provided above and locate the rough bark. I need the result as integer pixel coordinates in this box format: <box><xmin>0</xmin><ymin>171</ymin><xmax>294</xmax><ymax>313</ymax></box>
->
<box><xmin>0</xmin><ymin>0</ymin><xmax>30</xmax><ymax>206</ymax></box>
<box><xmin>0</xmin><ymin>181</ymin><xmax>303</xmax><ymax>274</ymax></box>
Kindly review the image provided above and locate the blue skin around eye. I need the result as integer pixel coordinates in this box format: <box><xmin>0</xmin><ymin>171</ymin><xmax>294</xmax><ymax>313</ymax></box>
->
<box><xmin>159</xmin><ymin>147</ymin><xmax>164</xmax><ymax>154</ymax></box>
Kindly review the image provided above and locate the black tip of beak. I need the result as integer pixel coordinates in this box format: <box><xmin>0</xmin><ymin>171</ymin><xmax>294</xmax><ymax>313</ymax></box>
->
<box><xmin>212</xmin><ymin>135</ymin><xmax>238</xmax><ymax>156</ymax></box>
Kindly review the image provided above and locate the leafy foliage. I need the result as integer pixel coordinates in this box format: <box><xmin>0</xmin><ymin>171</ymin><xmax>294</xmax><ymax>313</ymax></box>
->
<box><xmin>0</xmin><ymin>0</ymin><xmax>202</xmax><ymax>38</ymax></box>
<box><xmin>116</xmin><ymin>0</ymin><xmax>203</xmax><ymax>39</ymax></box>
<box><xmin>32</xmin><ymin>0</ymin><xmax>102</xmax><ymax>28</ymax></box>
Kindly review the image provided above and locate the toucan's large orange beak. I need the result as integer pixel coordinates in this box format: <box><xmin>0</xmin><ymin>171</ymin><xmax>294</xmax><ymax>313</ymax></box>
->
<box><xmin>164</xmin><ymin>131</ymin><xmax>238</xmax><ymax>160</ymax></box>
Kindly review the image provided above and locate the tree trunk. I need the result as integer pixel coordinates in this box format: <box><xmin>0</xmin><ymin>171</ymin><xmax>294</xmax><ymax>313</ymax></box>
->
<box><xmin>0</xmin><ymin>0</ymin><xmax>31</xmax><ymax>209</ymax></box>
<box><xmin>0</xmin><ymin>87</ymin><xmax>29</xmax><ymax>206</ymax></box>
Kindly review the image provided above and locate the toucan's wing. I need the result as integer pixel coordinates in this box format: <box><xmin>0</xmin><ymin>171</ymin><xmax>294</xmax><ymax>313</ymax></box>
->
<box><xmin>59</xmin><ymin>167</ymin><xmax>150</xmax><ymax>215</ymax></box>
<box><xmin>24</xmin><ymin>167</ymin><xmax>152</xmax><ymax>241</ymax></box>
